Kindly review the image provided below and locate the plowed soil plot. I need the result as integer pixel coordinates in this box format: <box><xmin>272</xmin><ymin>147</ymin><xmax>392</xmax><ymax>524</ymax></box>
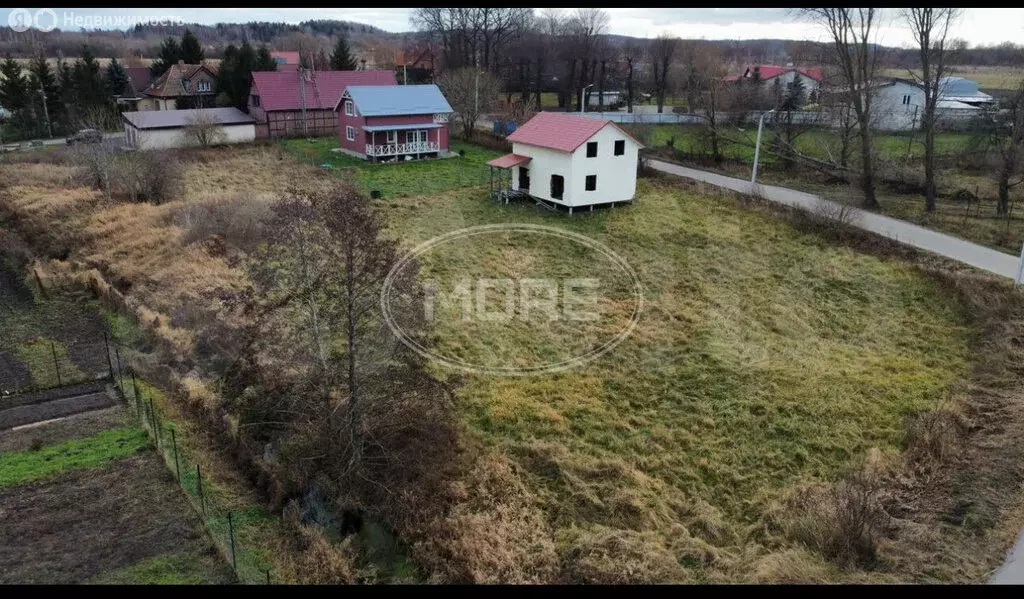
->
<box><xmin>0</xmin><ymin>453</ymin><xmax>229</xmax><ymax>584</ymax></box>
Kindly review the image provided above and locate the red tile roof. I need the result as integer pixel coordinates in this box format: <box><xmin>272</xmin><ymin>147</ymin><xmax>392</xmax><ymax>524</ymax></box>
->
<box><xmin>251</xmin><ymin>70</ymin><xmax>398</xmax><ymax>112</ymax></box>
<box><xmin>487</xmin><ymin>154</ymin><xmax>532</xmax><ymax>169</ymax></box>
<box><xmin>271</xmin><ymin>51</ymin><xmax>300</xmax><ymax>64</ymax></box>
<box><xmin>506</xmin><ymin>112</ymin><xmax>644</xmax><ymax>153</ymax></box>
<box><xmin>742</xmin><ymin>65</ymin><xmax>824</xmax><ymax>82</ymax></box>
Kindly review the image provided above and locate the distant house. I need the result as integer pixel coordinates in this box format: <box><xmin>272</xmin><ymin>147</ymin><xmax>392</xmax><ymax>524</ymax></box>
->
<box><xmin>271</xmin><ymin>51</ymin><xmax>301</xmax><ymax>72</ymax></box>
<box><xmin>586</xmin><ymin>91</ymin><xmax>622</xmax><ymax>108</ymax></box>
<box><xmin>487</xmin><ymin>112</ymin><xmax>644</xmax><ymax>213</ymax></box>
<box><xmin>395</xmin><ymin>46</ymin><xmax>437</xmax><ymax>83</ymax></box>
<box><xmin>249</xmin><ymin>69</ymin><xmax>398</xmax><ymax>139</ymax></box>
<box><xmin>115</xmin><ymin>67</ymin><xmax>154</xmax><ymax>111</ymax></box>
<box><xmin>730</xmin><ymin>64</ymin><xmax>824</xmax><ymax>99</ymax></box>
<box><xmin>334</xmin><ymin>84</ymin><xmax>453</xmax><ymax>162</ymax></box>
<box><xmin>870</xmin><ymin>77</ymin><xmax>992</xmax><ymax>131</ymax></box>
<box><xmin>121</xmin><ymin>107</ymin><xmax>255</xmax><ymax>150</ymax></box>
<box><xmin>137</xmin><ymin>61</ymin><xmax>218</xmax><ymax>111</ymax></box>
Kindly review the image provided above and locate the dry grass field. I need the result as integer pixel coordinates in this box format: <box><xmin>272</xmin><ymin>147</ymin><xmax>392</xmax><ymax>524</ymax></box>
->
<box><xmin>2</xmin><ymin>143</ymin><xmax>1024</xmax><ymax>583</ymax></box>
<box><xmin>881</xmin><ymin>65</ymin><xmax>1024</xmax><ymax>91</ymax></box>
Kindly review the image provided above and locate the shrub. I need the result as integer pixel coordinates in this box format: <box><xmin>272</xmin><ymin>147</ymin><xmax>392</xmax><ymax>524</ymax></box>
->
<box><xmin>172</xmin><ymin>194</ymin><xmax>272</xmax><ymax>252</ymax></box>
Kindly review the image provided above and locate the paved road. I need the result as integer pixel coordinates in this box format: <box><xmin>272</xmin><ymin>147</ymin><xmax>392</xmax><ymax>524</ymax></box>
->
<box><xmin>1</xmin><ymin>132</ymin><xmax>121</xmax><ymax>152</ymax></box>
<box><xmin>992</xmin><ymin>530</ymin><xmax>1024</xmax><ymax>584</ymax></box>
<box><xmin>649</xmin><ymin>159</ymin><xmax>1022</xmax><ymax>281</ymax></box>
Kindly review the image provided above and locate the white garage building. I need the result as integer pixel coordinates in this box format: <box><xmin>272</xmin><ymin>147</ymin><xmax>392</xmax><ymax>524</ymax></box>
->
<box><xmin>121</xmin><ymin>107</ymin><xmax>256</xmax><ymax>150</ymax></box>
<box><xmin>487</xmin><ymin>112</ymin><xmax>644</xmax><ymax>213</ymax></box>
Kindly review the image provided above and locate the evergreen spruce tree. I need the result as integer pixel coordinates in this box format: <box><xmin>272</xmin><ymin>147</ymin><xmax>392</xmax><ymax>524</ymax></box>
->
<box><xmin>0</xmin><ymin>54</ymin><xmax>28</xmax><ymax>112</ymax></box>
<box><xmin>73</xmin><ymin>46</ymin><xmax>107</xmax><ymax>109</ymax></box>
<box><xmin>29</xmin><ymin>54</ymin><xmax>61</xmax><ymax>136</ymax></box>
<box><xmin>181</xmin><ymin>29</ymin><xmax>205</xmax><ymax>64</ymax></box>
<box><xmin>255</xmin><ymin>46</ymin><xmax>278</xmax><ymax>71</ymax></box>
<box><xmin>151</xmin><ymin>37</ymin><xmax>182</xmax><ymax>77</ymax></box>
<box><xmin>105</xmin><ymin>57</ymin><xmax>130</xmax><ymax>99</ymax></box>
<box><xmin>330</xmin><ymin>35</ymin><xmax>358</xmax><ymax>71</ymax></box>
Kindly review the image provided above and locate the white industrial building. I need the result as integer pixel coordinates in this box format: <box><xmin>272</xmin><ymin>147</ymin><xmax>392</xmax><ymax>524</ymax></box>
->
<box><xmin>121</xmin><ymin>107</ymin><xmax>256</xmax><ymax>150</ymax></box>
<box><xmin>487</xmin><ymin>112</ymin><xmax>644</xmax><ymax>213</ymax></box>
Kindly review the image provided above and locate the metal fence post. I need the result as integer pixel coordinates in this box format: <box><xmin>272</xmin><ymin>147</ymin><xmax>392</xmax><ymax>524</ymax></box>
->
<box><xmin>171</xmin><ymin>428</ymin><xmax>181</xmax><ymax>483</ymax></box>
<box><xmin>148</xmin><ymin>395</ymin><xmax>157</xmax><ymax>439</ymax></box>
<box><xmin>266</xmin><ymin>569</ymin><xmax>271</xmax><ymax>585</ymax></box>
<box><xmin>130</xmin><ymin>371</ymin><xmax>140</xmax><ymax>416</ymax></box>
<box><xmin>103</xmin><ymin>332</ymin><xmax>114</xmax><ymax>381</ymax></box>
<box><xmin>228</xmin><ymin>511</ymin><xmax>238</xmax><ymax>572</ymax></box>
<box><xmin>50</xmin><ymin>342</ymin><xmax>61</xmax><ymax>387</ymax></box>
<box><xmin>197</xmin><ymin>464</ymin><xmax>206</xmax><ymax>516</ymax></box>
<box><xmin>114</xmin><ymin>346</ymin><xmax>123</xmax><ymax>387</ymax></box>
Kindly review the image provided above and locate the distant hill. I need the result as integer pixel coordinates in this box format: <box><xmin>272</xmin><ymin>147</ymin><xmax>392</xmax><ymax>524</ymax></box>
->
<box><xmin>0</xmin><ymin>18</ymin><xmax>1020</xmax><ymax>71</ymax></box>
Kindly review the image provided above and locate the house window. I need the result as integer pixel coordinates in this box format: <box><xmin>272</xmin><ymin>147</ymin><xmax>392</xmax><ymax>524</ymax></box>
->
<box><xmin>344</xmin><ymin>100</ymin><xmax>354</xmax><ymax>116</ymax></box>
<box><xmin>550</xmin><ymin>174</ymin><xmax>564</xmax><ymax>200</ymax></box>
<box><xmin>346</xmin><ymin>126</ymin><xmax>356</xmax><ymax>141</ymax></box>
<box><xmin>198</xmin><ymin>81</ymin><xmax>211</xmax><ymax>93</ymax></box>
<box><xmin>386</xmin><ymin>130</ymin><xmax>397</xmax><ymax>144</ymax></box>
<box><xmin>252</xmin><ymin>94</ymin><xmax>261</xmax><ymax>107</ymax></box>
<box><xmin>902</xmin><ymin>94</ymin><xmax>911</xmax><ymax>105</ymax></box>
<box><xmin>585</xmin><ymin>175</ymin><xmax>597</xmax><ymax>191</ymax></box>
<box><xmin>182</xmin><ymin>79</ymin><xmax>191</xmax><ymax>92</ymax></box>
<box><xmin>614</xmin><ymin>140</ymin><xmax>625</xmax><ymax>156</ymax></box>
<box><xmin>586</xmin><ymin>141</ymin><xmax>598</xmax><ymax>157</ymax></box>
<box><xmin>406</xmin><ymin>130</ymin><xmax>427</xmax><ymax>144</ymax></box>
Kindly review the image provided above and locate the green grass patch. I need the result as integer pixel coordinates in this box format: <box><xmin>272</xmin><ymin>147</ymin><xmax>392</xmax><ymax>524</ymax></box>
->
<box><xmin>379</xmin><ymin>178</ymin><xmax>974</xmax><ymax>574</ymax></box>
<box><xmin>0</xmin><ymin>426</ymin><xmax>149</xmax><ymax>488</ymax></box>
<box><xmin>636</xmin><ymin>124</ymin><xmax>974</xmax><ymax>164</ymax></box>
<box><xmin>280</xmin><ymin>138</ymin><xmax>504</xmax><ymax>198</ymax></box>
<box><xmin>86</xmin><ymin>551</ymin><xmax>235</xmax><ymax>585</ymax></box>
<box><xmin>15</xmin><ymin>337</ymin><xmax>85</xmax><ymax>389</ymax></box>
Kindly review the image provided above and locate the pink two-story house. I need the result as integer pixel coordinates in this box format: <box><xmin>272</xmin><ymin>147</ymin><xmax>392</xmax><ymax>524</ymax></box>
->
<box><xmin>333</xmin><ymin>84</ymin><xmax>454</xmax><ymax>162</ymax></box>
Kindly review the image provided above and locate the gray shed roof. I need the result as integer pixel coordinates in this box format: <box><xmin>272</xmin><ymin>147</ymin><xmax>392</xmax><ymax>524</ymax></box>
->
<box><xmin>343</xmin><ymin>85</ymin><xmax>453</xmax><ymax>117</ymax></box>
<box><xmin>122</xmin><ymin>107</ymin><xmax>255</xmax><ymax>130</ymax></box>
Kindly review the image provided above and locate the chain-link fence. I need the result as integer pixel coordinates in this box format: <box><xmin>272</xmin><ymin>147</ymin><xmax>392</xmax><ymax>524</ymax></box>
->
<box><xmin>105</xmin><ymin>345</ymin><xmax>278</xmax><ymax>585</ymax></box>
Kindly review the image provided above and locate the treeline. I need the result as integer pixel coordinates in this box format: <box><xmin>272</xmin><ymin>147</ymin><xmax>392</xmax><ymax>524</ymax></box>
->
<box><xmin>0</xmin><ymin>18</ymin><xmax>392</xmax><ymax>61</ymax></box>
<box><xmin>0</xmin><ymin>47</ymin><xmax>126</xmax><ymax>141</ymax></box>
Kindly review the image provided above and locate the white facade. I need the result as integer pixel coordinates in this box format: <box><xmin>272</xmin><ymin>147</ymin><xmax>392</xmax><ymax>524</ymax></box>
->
<box><xmin>123</xmin><ymin>122</ymin><xmax>256</xmax><ymax>150</ymax></box>
<box><xmin>871</xmin><ymin>80</ymin><xmax>926</xmax><ymax>131</ymax></box>
<box><xmin>764</xmin><ymin>71</ymin><xmax>821</xmax><ymax>99</ymax></box>
<box><xmin>510</xmin><ymin>123</ymin><xmax>641</xmax><ymax>209</ymax></box>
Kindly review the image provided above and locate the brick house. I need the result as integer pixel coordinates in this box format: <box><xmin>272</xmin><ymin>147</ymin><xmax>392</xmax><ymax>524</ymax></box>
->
<box><xmin>248</xmin><ymin>69</ymin><xmax>398</xmax><ymax>139</ymax></box>
<box><xmin>137</xmin><ymin>61</ymin><xmax>218</xmax><ymax>111</ymax></box>
<box><xmin>334</xmin><ymin>84</ymin><xmax>453</xmax><ymax>162</ymax></box>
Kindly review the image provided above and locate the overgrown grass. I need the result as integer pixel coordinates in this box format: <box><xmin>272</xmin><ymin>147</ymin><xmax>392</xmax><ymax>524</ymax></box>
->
<box><xmin>379</xmin><ymin>178</ymin><xmax>974</xmax><ymax>581</ymax></box>
<box><xmin>280</xmin><ymin>138</ymin><xmax>504</xmax><ymax>198</ymax></box>
<box><xmin>881</xmin><ymin>65</ymin><xmax>1024</xmax><ymax>91</ymax></box>
<box><xmin>636</xmin><ymin>124</ymin><xmax>974</xmax><ymax>164</ymax></box>
<box><xmin>86</xmin><ymin>551</ymin><xmax>235</xmax><ymax>585</ymax></box>
<box><xmin>0</xmin><ymin>426</ymin><xmax>148</xmax><ymax>488</ymax></box>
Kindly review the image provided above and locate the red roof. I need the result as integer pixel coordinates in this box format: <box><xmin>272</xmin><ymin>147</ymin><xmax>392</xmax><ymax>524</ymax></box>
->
<box><xmin>506</xmin><ymin>112</ymin><xmax>643</xmax><ymax>153</ymax></box>
<box><xmin>251</xmin><ymin>70</ymin><xmax>398</xmax><ymax>112</ymax></box>
<box><xmin>742</xmin><ymin>65</ymin><xmax>824</xmax><ymax>83</ymax></box>
<box><xmin>487</xmin><ymin>154</ymin><xmax>532</xmax><ymax>169</ymax></box>
<box><xmin>271</xmin><ymin>51</ymin><xmax>301</xmax><ymax>64</ymax></box>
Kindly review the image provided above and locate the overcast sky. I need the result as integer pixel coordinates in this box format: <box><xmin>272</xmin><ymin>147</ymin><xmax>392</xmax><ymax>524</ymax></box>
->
<box><xmin>6</xmin><ymin>7</ymin><xmax>1024</xmax><ymax>47</ymax></box>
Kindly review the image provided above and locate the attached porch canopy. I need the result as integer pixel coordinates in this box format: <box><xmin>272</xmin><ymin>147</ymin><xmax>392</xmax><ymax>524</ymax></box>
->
<box><xmin>487</xmin><ymin>153</ymin><xmax>532</xmax><ymax>169</ymax></box>
<box><xmin>362</xmin><ymin>123</ymin><xmax>443</xmax><ymax>132</ymax></box>
<box><xmin>487</xmin><ymin>154</ymin><xmax>532</xmax><ymax>203</ymax></box>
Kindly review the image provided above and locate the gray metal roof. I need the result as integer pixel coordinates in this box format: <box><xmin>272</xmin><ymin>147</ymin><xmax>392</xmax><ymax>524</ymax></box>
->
<box><xmin>121</xmin><ymin>107</ymin><xmax>255</xmax><ymax>130</ymax></box>
<box><xmin>345</xmin><ymin>85</ymin><xmax>453</xmax><ymax>117</ymax></box>
<box><xmin>363</xmin><ymin>123</ymin><xmax>442</xmax><ymax>132</ymax></box>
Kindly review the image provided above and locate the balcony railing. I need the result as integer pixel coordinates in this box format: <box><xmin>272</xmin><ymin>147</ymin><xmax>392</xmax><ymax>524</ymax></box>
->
<box><xmin>365</xmin><ymin>141</ymin><xmax>440</xmax><ymax>157</ymax></box>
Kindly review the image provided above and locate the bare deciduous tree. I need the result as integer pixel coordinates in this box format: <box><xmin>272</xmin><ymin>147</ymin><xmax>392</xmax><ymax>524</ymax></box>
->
<box><xmin>803</xmin><ymin>8</ymin><xmax>883</xmax><ymax>208</ymax></box>
<box><xmin>181</xmin><ymin>109</ymin><xmax>228</xmax><ymax>148</ymax></box>
<box><xmin>902</xmin><ymin>8</ymin><xmax>963</xmax><ymax>212</ymax></box>
<box><xmin>437</xmin><ymin>67</ymin><xmax>502</xmax><ymax>140</ymax></box>
<box><xmin>650</xmin><ymin>34</ymin><xmax>679</xmax><ymax>114</ymax></box>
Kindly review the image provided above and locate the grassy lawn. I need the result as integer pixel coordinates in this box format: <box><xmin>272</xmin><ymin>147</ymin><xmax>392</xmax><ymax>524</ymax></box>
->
<box><xmin>87</xmin><ymin>551</ymin><xmax>235</xmax><ymax>585</ymax></box>
<box><xmin>378</xmin><ymin>178</ymin><xmax>974</xmax><ymax>581</ymax></box>
<box><xmin>0</xmin><ymin>426</ymin><xmax>148</xmax><ymax>488</ymax></box>
<box><xmin>280</xmin><ymin>138</ymin><xmax>504</xmax><ymax>198</ymax></box>
<box><xmin>881</xmin><ymin>65</ymin><xmax>1024</xmax><ymax>92</ymax></box>
<box><xmin>636</xmin><ymin>124</ymin><xmax>973</xmax><ymax>164</ymax></box>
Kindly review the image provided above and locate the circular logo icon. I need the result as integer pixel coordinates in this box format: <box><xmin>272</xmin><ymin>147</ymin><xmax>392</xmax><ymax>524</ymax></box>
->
<box><xmin>381</xmin><ymin>223</ymin><xmax>645</xmax><ymax>376</ymax></box>
<box><xmin>34</xmin><ymin>8</ymin><xmax>58</xmax><ymax>32</ymax></box>
<box><xmin>7</xmin><ymin>8</ymin><xmax>33</xmax><ymax>32</ymax></box>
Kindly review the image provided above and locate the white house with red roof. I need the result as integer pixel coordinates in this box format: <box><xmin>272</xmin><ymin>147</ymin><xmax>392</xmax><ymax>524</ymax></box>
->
<box><xmin>487</xmin><ymin>112</ymin><xmax>644</xmax><ymax>212</ymax></box>
<box><xmin>729</xmin><ymin>64</ymin><xmax>824</xmax><ymax>99</ymax></box>
<box><xmin>248</xmin><ymin>69</ymin><xmax>398</xmax><ymax>138</ymax></box>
